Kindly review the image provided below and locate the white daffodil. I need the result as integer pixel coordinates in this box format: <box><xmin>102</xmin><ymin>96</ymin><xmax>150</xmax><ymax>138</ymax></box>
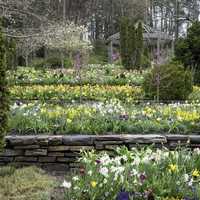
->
<box><xmin>61</xmin><ymin>180</ymin><xmax>72</xmax><ymax>189</ymax></box>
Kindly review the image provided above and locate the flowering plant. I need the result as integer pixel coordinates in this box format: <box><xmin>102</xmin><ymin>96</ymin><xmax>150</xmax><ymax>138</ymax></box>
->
<box><xmin>9</xmin><ymin>101</ymin><xmax>200</xmax><ymax>135</ymax></box>
<box><xmin>62</xmin><ymin>147</ymin><xmax>200</xmax><ymax>200</ymax></box>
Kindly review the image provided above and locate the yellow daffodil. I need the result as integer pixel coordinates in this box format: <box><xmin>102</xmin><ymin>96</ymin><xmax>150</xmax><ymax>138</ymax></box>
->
<box><xmin>90</xmin><ymin>181</ymin><xmax>97</xmax><ymax>188</ymax></box>
<box><xmin>192</xmin><ymin>169</ymin><xmax>200</xmax><ymax>178</ymax></box>
<box><xmin>169</xmin><ymin>164</ymin><xmax>178</xmax><ymax>173</ymax></box>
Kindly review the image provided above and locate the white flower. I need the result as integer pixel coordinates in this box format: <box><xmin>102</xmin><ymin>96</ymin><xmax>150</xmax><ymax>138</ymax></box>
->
<box><xmin>132</xmin><ymin>156</ymin><xmax>140</xmax><ymax>166</ymax></box>
<box><xmin>99</xmin><ymin>167</ymin><xmax>109</xmax><ymax>177</ymax></box>
<box><xmin>74</xmin><ymin>186</ymin><xmax>79</xmax><ymax>190</ymax></box>
<box><xmin>194</xmin><ymin>148</ymin><xmax>200</xmax><ymax>155</ymax></box>
<box><xmin>184</xmin><ymin>174</ymin><xmax>189</xmax><ymax>182</ymax></box>
<box><xmin>131</xmin><ymin>169</ymin><xmax>138</xmax><ymax>176</ymax></box>
<box><xmin>188</xmin><ymin>179</ymin><xmax>193</xmax><ymax>187</ymax></box>
<box><xmin>103</xmin><ymin>178</ymin><xmax>108</xmax><ymax>184</ymax></box>
<box><xmin>105</xmin><ymin>192</ymin><xmax>109</xmax><ymax>197</ymax></box>
<box><xmin>72</xmin><ymin>176</ymin><xmax>79</xmax><ymax>181</ymax></box>
<box><xmin>88</xmin><ymin>170</ymin><xmax>92</xmax><ymax>176</ymax></box>
<box><xmin>61</xmin><ymin>180</ymin><xmax>71</xmax><ymax>189</ymax></box>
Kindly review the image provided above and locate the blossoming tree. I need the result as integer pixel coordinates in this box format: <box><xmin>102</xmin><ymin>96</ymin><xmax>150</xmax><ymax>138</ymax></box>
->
<box><xmin>44</xmin><ymin>22</ymin><xmax>92</xmax><ymax>68</ymax></box>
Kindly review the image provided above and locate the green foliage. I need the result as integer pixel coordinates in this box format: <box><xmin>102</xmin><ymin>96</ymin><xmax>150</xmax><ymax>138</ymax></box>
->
<box><xmin>120</xmin><ymin>18</ymin><xmax>144</xmax><ymax>70</ymax></box>
<box><xmin>31</xmin><ymin>57</ymin><xmax>73</xmax><ymax>69</ymax></box>
<box><xmin>5</xmin><ymin>38</ymin><xmax>16</xmax><ymax>69</ymax></box>
<box><xmin>135</xmin><ymin>21</ymin><xmax>144</xmax><ymax>69</ymax></box>
<box><xmin>175</xmin><ymin>21</ymin><xmax>200</xmax><ymax>84</ymax></box>
<box><xmin>89</xmin><ymin>40</ymin><xmax>108</xmax><ymax>64</ymax></box>
<box><xmin>120</xmin><ymin>17</ymin><xmax>130</xmax><ymax>69</ymax></box>
<box><xmin>143</xmin><ymin>63</ymin><xmax>193</xmax><ymax>101</ymax></box>
<box><xmin>30</xmin><ymin>58</ymin><xmax>46</xmax><ymax>69</ymax></box>
<box><xmin>0</xmin><ymin>24</ymin><xmax>9</xmax><ymax>149</ymax></box>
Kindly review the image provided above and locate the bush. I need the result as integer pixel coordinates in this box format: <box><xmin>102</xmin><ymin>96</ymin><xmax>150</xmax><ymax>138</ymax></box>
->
<box><xmin>89</xmin><ymin>40</ymin><xmax>108</xmax><ymax>64</ymax></box>
<box><xmin>45</xmin><ymin>56</ymin><xmax>62</xmax><ymax>68</ymax></box>
<box><xmin>175</xmin><ymin>21</ymin><xmax>200</xmax><ymax>84</ymax></box>
<box><xmin>30</xmin><ymin>58</ymin><xmax>46</xmax><ymax>69</ymax></box>
<box><xmin>46</xmin><ymin>56</ymin><xmax>73</xmax><ymax>68</ymax></box>
<box><xmin>143</xmin><ymin>63</ymin><xmax>193</xmax><ymax>101</ymax></box>
<box><xmin>0</xmin><ymin>24</ymin><xmax>9</xmax><ymax>149</ymax></box>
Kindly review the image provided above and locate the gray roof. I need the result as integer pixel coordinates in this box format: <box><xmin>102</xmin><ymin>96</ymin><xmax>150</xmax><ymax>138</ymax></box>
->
<box><xmin>107</xmin><ymin>24</ymin><xmax>173</xmax><ymax>45</ymax></box>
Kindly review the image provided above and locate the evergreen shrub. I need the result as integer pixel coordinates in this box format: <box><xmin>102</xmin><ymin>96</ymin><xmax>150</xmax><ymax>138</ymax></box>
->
<box><xmin>143</xmin><ymin>63</ymin><xmax>193</xmax><ymax>101</ymax></box>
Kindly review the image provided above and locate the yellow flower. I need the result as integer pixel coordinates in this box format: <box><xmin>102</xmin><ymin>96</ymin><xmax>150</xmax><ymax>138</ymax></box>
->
<box><xmin>192</xmin><ymin>169</ymin><xmax>200</xmax><ymax>178</ymax></box>
<box><xmin>67</xmin><ymin>119</ymin><xmax>72</xmax><ymax>124</ymax></box>
<box><xmin>169</xmin><ymin>164</ymin><xmax>178</xmax><ymax>173</ymax></box>
<box><xmin>90</xmin><ymin>181</ymin><xmax>97</xmax><ymax>188</ymax></box>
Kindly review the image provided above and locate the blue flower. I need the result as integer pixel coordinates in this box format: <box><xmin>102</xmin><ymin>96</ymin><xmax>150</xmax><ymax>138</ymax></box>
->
<box><xmin>116</xmin><ymin>191</ymin><xmax>129</xmax><ymax>200</ymax></box>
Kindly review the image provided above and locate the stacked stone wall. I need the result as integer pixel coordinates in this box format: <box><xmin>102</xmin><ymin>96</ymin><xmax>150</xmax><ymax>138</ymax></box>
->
<box><xmin>0</xmin><ymin>135</ymin><xmax>200</xmax><ymax>171</ymax></box>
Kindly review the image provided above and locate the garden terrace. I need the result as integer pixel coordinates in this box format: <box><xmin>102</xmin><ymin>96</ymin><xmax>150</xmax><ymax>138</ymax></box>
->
<box><xmin>1</xmin><ymin>134</ymin><xmax>200</xmax><ymax>171</ymax></box>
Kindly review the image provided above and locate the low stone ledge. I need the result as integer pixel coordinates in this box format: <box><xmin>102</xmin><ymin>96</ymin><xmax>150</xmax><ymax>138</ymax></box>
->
<box><xmin>1</xmin><ymin>134</ymin><xmax>200</xmax><ymax>171</ymax></box>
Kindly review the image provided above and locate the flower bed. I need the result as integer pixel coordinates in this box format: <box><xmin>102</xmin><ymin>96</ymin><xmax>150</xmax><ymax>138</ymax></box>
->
<box><xmin>9</xmin><ymin>101</ymin><xmax>200</xmax><ymax>135</ymax></box>
<box><xmin>10</xmin><ymin>84</ymin><xmax>143</xmax><ymax>102</ymax></box>
<box><xmin>63</xmin><ymin>147</ymin><xmax>200</xmax><ymax>200</ymax></box>
<box><xmin>8</xmin><ymin>65</ymin><xmax>145</xmax><ymax>86</ymax></box>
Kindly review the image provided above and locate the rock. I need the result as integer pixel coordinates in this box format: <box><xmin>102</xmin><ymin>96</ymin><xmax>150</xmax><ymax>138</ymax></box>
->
<box><xmin>124</xmin><ymin>135</ymin><xmax>167</xmax><ymax>144</ymax></box>
<box><xmin>48</xmin><ymin>146</ymin><xmax>70</xmax><ymax>152</ymax></box>
<box><xmin>49</xmin><ymin>136</ymin><xmax>63</xmax><ymax>145</ymax></box>
<box><xmin>14</xmin><ymin>145</ymin><xmax>40</xmax><ymax>150</ymax></box>
<box><xmin>36</xmin><ymin>136</ymin><xmax>49</xmax><ymax>146</ymax></box>
<box><xmin>48</xmin><ymin>152</ymin><xmax>65</xmax><ymax>157</ymax></box>
<box><xmin>105</xmin><ymin>145</ymin><xmax>121</xmax><ymax>150</ymax></box>
<box><xmin>64</xmin><ymin>152</ymin><xmax>80</xmax><ymax>157</ymax></box>
<box><xmin>0</xmin><ymin>157</ymin><xmax>14</xmax><ymax>162</ymax></box>
<box><xmin>39</xmin><ymin>157</ymin><xmax>56</xmax><ymax>163</ymax></box>
<box><xmin>95</xmin><ymin>143</ymin><xmax>105</xmax><ymax>150</ymax></box>
<box><xmin>95</xmin><ymin>135</ymin><xmax>123</xmax><ymax>141</ymax></box>
<box><xmin>0</xmin><ymin>149</ymin><xmax>24</xmax><ymax>156</ymax></box>
<box><xmin>15</xmin><ymin>156</ymin><xmax>38</xmax><ymax>162</ymax></box>
<box><xmin>25</xmin><ymin>149</ymin><xmax>47</xmax><ymax>156</ymax></box>
<box><xmin>48</xmin><ymin>145</ymin><xmax>94</xmax><ymax>152</ymax></box>
<box><xmin>189</xmin><ymin>136</ymin><xmax>200</xmax><ymax>144</ymax></box>
<box><xmin>63</xmin><ymin>135</ymin><xmax>93</xmax><ymax>145</ymax></box>
<box><xmin>6</xmin><ymin>136</ymin><xmax>37</xmax><ymax>146</ymax></box>
<box><xmin>57</xmin><ymin>157</ymin><xmax>77</xmax><ymax>163</ymax></box>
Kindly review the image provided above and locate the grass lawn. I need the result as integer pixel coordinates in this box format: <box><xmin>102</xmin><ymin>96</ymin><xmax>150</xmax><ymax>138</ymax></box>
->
<box><xmin>0</xmin><ymin>166</ymin><xmax>56</xmax><ymax>200</ymax></box>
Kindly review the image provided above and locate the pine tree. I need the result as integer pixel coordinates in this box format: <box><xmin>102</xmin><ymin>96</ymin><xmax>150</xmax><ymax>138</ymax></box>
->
<box><xmin>0</xmin><ymin>22</ymin><xmax>9</xmax><ymax>150</ymax></box>
<box><xmin>135</xmin><ymin>21</ymin><xmax>144</xmax><ymax>69</ymax></box>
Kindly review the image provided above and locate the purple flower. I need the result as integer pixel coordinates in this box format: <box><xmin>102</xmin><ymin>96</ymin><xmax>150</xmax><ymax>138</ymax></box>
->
<box><xmin>116</xmin><ymin>191</ymin><xmax>129</xmax><ymax>200</ymax></box>
<box><xmin>119</xmin><ymin>113</ymin><xmax>129</xmax><ymax>121</ymax></box>
<box><xmin>95</xmin><ymin>160</ymin><xmax>101</xmax><ymax>164</ymax></box>
<box><xmin>139</xmin><ymin>173</ymin><xmax>147</xmax><ymax>183</ymax></box>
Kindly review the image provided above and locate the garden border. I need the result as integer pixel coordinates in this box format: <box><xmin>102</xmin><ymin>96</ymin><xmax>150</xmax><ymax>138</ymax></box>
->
<box><xmin>1</xmin><ymin>134</ymin><xmax>200</xmax><ymax>171</ymax></box>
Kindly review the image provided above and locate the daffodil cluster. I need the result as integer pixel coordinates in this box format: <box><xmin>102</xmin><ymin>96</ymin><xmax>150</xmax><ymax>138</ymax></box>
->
<box><xmin>9</xmin><ymin>101</ymin><xmax>200</xmax><ymax>135</ymax></box>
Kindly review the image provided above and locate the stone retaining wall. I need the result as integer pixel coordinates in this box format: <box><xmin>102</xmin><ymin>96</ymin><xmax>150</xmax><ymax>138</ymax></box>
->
<box><xmin>1</xmin><ymin>135</ymin><xmax>200</xmax><ymax>171</ymax></box>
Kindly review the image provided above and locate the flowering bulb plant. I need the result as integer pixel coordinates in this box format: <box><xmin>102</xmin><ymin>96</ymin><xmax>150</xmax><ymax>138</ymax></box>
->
<box><xmin>63</xmin><ymin>147</ymin><xmax>200</xmax><ymax>200</ymax></box>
